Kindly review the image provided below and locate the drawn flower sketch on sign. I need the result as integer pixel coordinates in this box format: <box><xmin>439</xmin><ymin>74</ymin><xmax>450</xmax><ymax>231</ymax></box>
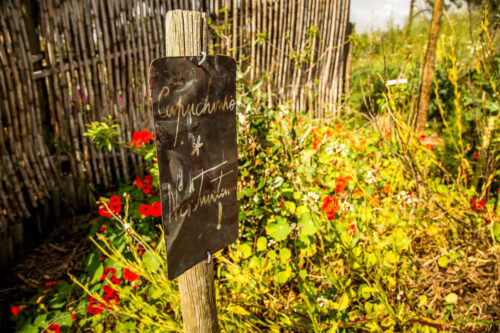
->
<box><xmin>149</xmin><ymin>56</ymin><xmax>238</xmax><ymax>280</ymax></box>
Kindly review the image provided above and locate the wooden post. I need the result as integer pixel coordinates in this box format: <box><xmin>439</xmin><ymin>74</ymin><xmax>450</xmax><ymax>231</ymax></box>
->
<box><xmin>164</xmin><ymin>10</ymin><xmax>219</xmax><ymax>333</ymax></box>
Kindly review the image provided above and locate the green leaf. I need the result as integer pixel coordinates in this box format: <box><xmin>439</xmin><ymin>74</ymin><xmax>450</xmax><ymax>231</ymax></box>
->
<box><xmin>142</xmin><ymin>252</ymin><xmax>160</xmax><ymax>272</ymax></box>
<box><xmin>256</xmin><ymin>237</ymin><xmax>267</xmax><ymax>251</ymax></box>
<box><xmin>493</xmin><ymin>222</ymin><xmax>500</xmax><ymax>242</ymax></box>
<box><xmin>284</xmin><ymin>201</ymin><xmax>296</xmax><ymax>214</ymax></box>
<box><xmin>250</xmin><ymin>79</ymin><xmax>263</xmax><ymax>92</ymax></box>
<box><xmin>279</xmin><ymin>248</ymin><xmax>291</xmax><ymax>262</ymax></box>
<box><xmin>298</xmin><ymin>213</ymin><xmax>316</xmax><ymax>241</ymax></box>
<box><xmin>33</xmin><ymin>314</ymin><xmax>48</xmax><ymax>328</ymax></box>
<box><xmin>90</xmin><ymin>263</ymin><xmax>104</xmax><ymax>284</ymax></box>
<box><xmin>56</xmin><ymin>313</ymin><xmax>73</xmax><ymax>327</ymax></box>
<box><xmin>438</xmin><ymin>256</ymin><xmax>449</xmax><ymax>268</ymax></box>
<box><xmin>275</xmin><ymin>264</ymin><xmax>292</xmax><ymax>284</ymax></box>
<box><xmin>241</xmin><ymin>187</ymin><xmax>255</xmax><ymax>198</ymax></box>
<box><xmin>20</xmin><ymin>324</ymin><xmax>39</xmax><ymax>333</ymax></box>
<box><xmin>296</xmin><ymin>205</ymin><xmax>309</xmax><ymax>218</ymax></box>
<box><xmin>267</xmin><ymin>216</ymin><xmax>290</xmax><ymax>241</ymax></box>
<box><xmin>418</xmin><ymin>295</ymin><xmax>428</xmax><ymax>308</ymax></box>
<box><xmin>148</xmin><ymin>285</ymin><xmax>164</xmax><ymax>300</ymax></box>
<box><xmin>337</xmin><ymin>293</ymin><xmax>350</xmax><ymax>311</ymax></box>
<box><xmin>239</xmin><ymin>243</ymin><xmax>252</xmax><ymax>259</ymax></box>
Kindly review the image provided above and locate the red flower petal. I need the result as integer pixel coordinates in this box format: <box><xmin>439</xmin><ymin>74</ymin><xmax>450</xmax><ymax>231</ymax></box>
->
<box><xmin>46</xmin><ymin>323</ymin><xmax>61</xmax><ymax>333</ymax></box>
<box><xmin>134</xmin><ymin>175</ymin><xmax>143</xmax><ymax>188</ymax></box>
<box><xmin>109</xmin><ymin>195</ymin><xmax>122</xmax><ymax>205</ymax></box>
<box><xmin>144</xmin><ymin>175</ymin><xmax>153</xmax><ymax>185</ymax></box>
<box><xmin>139</xmin><ymin>204</ymin><xmax>151</xmax><ymax>217</ymax></box>
<box><xmin>151</xmin><ymin>202</ymin><xmax>162</xmax><ymax>218</ymax></box>
<box><xmin>11</xmin><ymin>305</ymin><xmax>22</xmax><ymax>317</ymax></box>
<box><xmin>98</xmin><ymin>204</ymin><xmax>111</xmax><ymax>218</ymax></box>
<box><xmin>123</xmin><ymin>267</ymin><xmax>140</xmax><ymax>281</ymax></box>
<box><xmin>142</xmin><ymin>184</ymin><xmax>152</xmax><ymax>194</ymax></box>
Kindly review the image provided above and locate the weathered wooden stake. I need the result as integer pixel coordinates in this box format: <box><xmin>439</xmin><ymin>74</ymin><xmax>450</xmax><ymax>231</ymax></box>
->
<box><xmin>164</xmin><ymin>10</ymin><xmax>219</xmax><ymax>333</ymax></box>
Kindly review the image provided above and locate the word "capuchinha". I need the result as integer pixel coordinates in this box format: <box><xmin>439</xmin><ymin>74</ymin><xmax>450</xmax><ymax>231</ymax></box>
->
<box><xmin>154</xmin><ymin>85</ymin><xmax>236</xmax><ymax>119</ymax></box>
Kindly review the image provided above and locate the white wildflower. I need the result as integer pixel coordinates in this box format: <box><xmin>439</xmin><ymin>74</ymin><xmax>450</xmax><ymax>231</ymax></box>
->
<box><xmin>365</xmin><ymin>170</ymin><xmax>376</xmax><ymax>184</ymax></box>
<box><xmin>335</xmin><ymin>143</ymin><xmax>348</xmax><ymax>156</ymax></box>
<box><xmin>307</xmin><ymin>191</ymin><xmax>320</xmax><ymax>202</ymax></box>
<box><xmin>326</xmin><ymin>142</ymin><xmax>348</xmax><ymax>157</ymax></box>
<box><xmin>317</xmin><ymin>296</ymin><xmax>328</xmax><ymax>308</ymax></box>
<box><xmin>341</xmin><ymin>200</ymin><xmax>353</xmax><ymax>213</ymax></box>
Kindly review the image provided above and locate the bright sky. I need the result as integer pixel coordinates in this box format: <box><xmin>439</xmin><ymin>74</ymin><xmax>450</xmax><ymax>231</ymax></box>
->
<box><xmin>350</xmin><ymin>0</ymin><xmax>422</xmax><ymax>32</ymax></box>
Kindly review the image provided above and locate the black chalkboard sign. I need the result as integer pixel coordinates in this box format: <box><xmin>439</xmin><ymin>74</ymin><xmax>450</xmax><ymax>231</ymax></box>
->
<box><xmin>149</xmin><ymin>56</ymin><xmax>238</xmax><ymax>280</ymax></box>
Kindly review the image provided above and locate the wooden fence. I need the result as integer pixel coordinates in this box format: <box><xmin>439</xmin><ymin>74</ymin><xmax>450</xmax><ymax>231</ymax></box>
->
<box><xmin>0</xmin><ymin>0</ymin><xmax>351</xmax><ymax>268</ymax></box>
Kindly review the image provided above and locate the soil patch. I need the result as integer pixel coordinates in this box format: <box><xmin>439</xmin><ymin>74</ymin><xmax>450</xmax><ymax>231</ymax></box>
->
<box><xmin>0</xmin><ymin>215</ymin><xmax>91</xmax><ymax>332</ymax></box>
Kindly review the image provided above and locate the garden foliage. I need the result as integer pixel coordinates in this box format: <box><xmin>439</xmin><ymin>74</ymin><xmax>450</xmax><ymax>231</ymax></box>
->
<box><xmin>10</xmin><ymin>6</ymin><xmax>499</xmax><ymax>333</ymax></box>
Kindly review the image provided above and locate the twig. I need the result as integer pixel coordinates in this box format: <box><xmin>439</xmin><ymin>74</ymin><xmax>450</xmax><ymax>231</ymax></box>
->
<box><xmin>48</xmin><ymin>243</ymin><xmax>67</xmax><ymax>253</ymax></box>
<box><xmin>422</xmin><ymin>245</ymin><xmax>464</xmax><ymax>267</ymax></box>
<box><xmin>16</xmin><ymin>273</ymin><xmax>40</xmax><ymax>289</ymax></box>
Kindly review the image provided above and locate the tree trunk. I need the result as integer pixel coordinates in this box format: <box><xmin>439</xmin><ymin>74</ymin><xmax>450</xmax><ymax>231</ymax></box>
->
<box><xmin>406</xmin><ymin>0</ymin><xmax>416</xmax><ymax>36</ymax></box>
<box><xmin>415</xmin><ymin>0</ymin><xmax>444</xmax><ymax>135</ymax></box>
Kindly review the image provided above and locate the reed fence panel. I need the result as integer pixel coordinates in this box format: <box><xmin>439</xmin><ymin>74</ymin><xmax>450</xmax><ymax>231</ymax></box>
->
<box><xmin>0</xmin><ymin>0</ymin><xmax>351</xmax><ymax>268</ymax></box>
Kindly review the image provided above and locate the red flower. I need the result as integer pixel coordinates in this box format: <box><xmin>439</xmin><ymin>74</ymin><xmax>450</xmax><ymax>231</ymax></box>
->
<box><xmin>71</xmin><ymin>313</ymin><xmax>76</xmax><ymax>321</ymax></box>
<box><xmin>109</xmin><ymin>195</ymin><xmax>121</xmax><ymax>205</ymax></box>
<box><xmin>11</xmin><ymin>305</ymin><xmax>22</xmax><ymax>317</ymax></box>
<box><xmin>347</xmin><ymin>220</ymin><xmax>357</xmax><ymax>236</ymax></box>
<box><xmin>136</xmin><ymin>247</ymin><xmax>146</xmax><ymax>256</ymax></box>
<box><xmin>144</xmin><ymin>175</ymin><xmax>153</xmax><ymax>184</ymax></box>
<box><xmin>471</xmin><ymin>197</ymin><xmax>485</xmax><ymax>211</ymax></box>
<box><xmin>103</xmin><ymin>285</ymin><xmax>118</xmax><ymax>297</ymax></box>
<box><xmin>151</xmin><ymin>202</ymin><xmax>162</xmax><ymax>218</ymax></box>
<box><xmin>109</xmin><ymin>202</ymin><xmax>122</xmax><ymax>215</ymax></box>
<box><xmin>100</xmin><ymin>225</ymin><xmax>107</xmax><ymax>234</ymax></box>
<box><xmin>139</xmin><ymin>130</ymin><xmax>152</xmax><ymax>144</ymax></box>
<box><xmin>123</xmin><ymin>267</ymin><xmax>140</xmax><ymax>282</ymax></box>
<box><xmin>103</xmin><ymin>285</ymin><xmax>119</xmax><ymax>308</ymax></box>
<box><xmin>102</xmin><ymin>267</ymin><xmax>116</xmax><ymax>281</ymax></box>
<box><xmin>370</xmin><ymin>195</ymin><xmax>381</xmax><ymax>206</ymax></box>
<box><xmin>86</xmin><ymin>296</ymin><xmax>105</xmax><ymax>315</ymax></box>
<box><xmin>321</xmin><ymin>195</ymin><xmax>340</xmax><ymax>220</ymax></box>
<box><xmin>335</xmin><ymin>176</ymin><xmax>352</xmax><ymax>194</ymax></box>
<box><xmin>472</xmin><ymin>153</ymin><xmax>479</xmax><ymax>159</ymax></box>
<box><xmin>352</xmin><ymin>189</ymin><xmax>362</xmax><ymax>199</ymax></box>
<box><xmin>131</xmin><ymin>130</ymin><xmax>152</xmax><ymax>147</ymax></box>
<box><xmin>98</xmin><ymin>204</ymin><xmax>111</xmax><ymax>218</ymax></box>
<box><xmin>110</xmin><ymin>276</ymin><xmax>121</xmax><ymax>285</ymax></box>
<box><xmin>139</xmin><ymin>204</ymin><xmax>151</xmax><ymax>217</ymax></box>
<box><xmin>142</xmin><ymin>184</ymin><xmax>152</xmax><ymax>194</ymax></box>
<box><xmin>44</xmin><ymin>323</ymin><xmax>61</xmax><ymax>333</ymax></box>
<box><xmin>134</xmin><ymin>175</ymin><xmax>143</xmax><ymax>188</ymax></box>
<box><xmin>41</xmin><ymin>278</ymin><xmax>56</xmax><ymax>290</ymax></box>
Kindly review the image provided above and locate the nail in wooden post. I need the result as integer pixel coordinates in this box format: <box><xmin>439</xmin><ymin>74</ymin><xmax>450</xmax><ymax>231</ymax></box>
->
<box><xmin>164</xmin><ymin>10</ymin><xmax>219</xmax><ymax>333</ymax></box>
